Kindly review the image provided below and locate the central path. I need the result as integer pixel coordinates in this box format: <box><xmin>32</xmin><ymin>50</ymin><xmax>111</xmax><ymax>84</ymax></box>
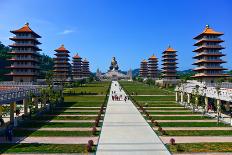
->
<box><xmin>96</xmin><ymin>81</ymin><xmax>170</xmax><ymax>155</ymax></box>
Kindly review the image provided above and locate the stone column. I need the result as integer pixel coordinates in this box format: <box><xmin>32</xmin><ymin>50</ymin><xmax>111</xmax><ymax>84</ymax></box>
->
<box><xmin>217</xmin><ymin>99</ymin><xmax>221</xmax><ymax>116</ymax></box>
<box><xmin>10</xmin><ymin>102</ymin><xmax>15</xmax><ymax>123</ymax></box>
<box><xmin>23</xmin><ymin>98</ymin><xmax>28</xmax><ymax>115</ymax></box>
<box><xmin>205</xmin><ymin>97</ymin><xmax>209</xmax><ymax>112</ymax></box>
<box><xmin>175</xmin><ymin>92</ymin><xmax>178</xmax><ymax>102</ymax></box>
<box><xmin>180</xmin><ymin>92</ymin><xmax>184</xmax><ymax>103</ymax></box>
<box><xmin>0</xmin><ymin>105</ymin><xmax>2</xmax><ymax>118</ymax></box>
<box><xmin>33</xmin><ymin>97</ymin><xmax>39</xmax><ymax>111</ymax></box>
<box><xmin>187</xmin><ymin>93</ymin><xmax>191</xmax><ymax>104</ymax></box>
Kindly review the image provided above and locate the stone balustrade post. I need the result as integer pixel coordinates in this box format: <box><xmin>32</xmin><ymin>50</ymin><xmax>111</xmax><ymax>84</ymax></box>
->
<box><xmin>187</xmin><ymin>93</ymin><xmax>191</xmax><ymax>104</ymax></box>
<box><xmin>175</xmin><ymin>92</ymin><xmax>178</xmax><ymax>102</ymax></box>
<box><xmin>23</xmin><ymin>98</ymin><xmax>28</xmax><ymax>115</ymax></box>
<box><xmin>205</xmin><ymin>97</ymin><xmax>209</xmax><ymax>112</ymax></box>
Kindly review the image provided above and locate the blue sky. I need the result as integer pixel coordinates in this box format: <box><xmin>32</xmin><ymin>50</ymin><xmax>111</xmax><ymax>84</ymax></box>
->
<box><xmin>0</xmin><ymin>0</ymin><xmax>231</xmax><ymax>72</ymax></box>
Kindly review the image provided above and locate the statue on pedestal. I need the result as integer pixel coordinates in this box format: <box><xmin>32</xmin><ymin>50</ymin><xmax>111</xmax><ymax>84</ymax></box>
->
<box><xmin>109</xmin><ymin>57</ymin><xmax>119</xmax><ymax>71</ymax></box>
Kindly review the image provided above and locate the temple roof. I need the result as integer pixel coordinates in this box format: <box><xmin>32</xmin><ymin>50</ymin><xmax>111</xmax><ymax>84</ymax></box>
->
<box><xmin>55</xmin><ymin>44</ymin><xmax>69</xmax><ymax>52</ymax></box>
<box><xmin>73</xmin><ymin>53</ymin><xmax>81</xmax><ymax>59</ymax></box>
<box><xmin>165</xmin><ymin>46</ymin><xmax>176</xmax><ymax>52</ymax></box>
<box><xmin>141</xmin><ymin>59</ymin><xmax>147</xmax><ymax>63</ymax></box>
<box><xmin>149</xmin><ymin>54</ymin><xmax>157</xmax><ymax>59</ymax></box>
<box><xmin>83</xmin><ymin>58</ymin><xmax>89</xmax><ymax>62</ymax></box>
<box><xmin>10</xmin><ymin>23</ymin><xmax>41</xmax><ymax>38</ymax></box>
<box><xmin>194</xmin><ymin>25</ymin><xmax>223</xmax><ymax>39</ymax></box>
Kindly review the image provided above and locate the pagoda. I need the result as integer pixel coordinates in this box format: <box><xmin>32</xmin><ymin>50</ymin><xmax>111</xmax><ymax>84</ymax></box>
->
<box><xmin>192</xmin><ymin>25</ymin><xmax>228</xmax><ymax>83</ymax></box>
<box><xmin>82</xmin><ymin>58</ymin><xmax>90</xmax><ymax>77</ymax></box>
<box><xmin>148</xmin><ymin>54</ymin><xmax>158</xmax><ymax>79</ymax></box>
<box><xmin>139</xmin><ymin>59</ymin><xmax>148</xmax><ymax>78</ymax></box>
<box><xmin>53</xmin><ymin>45</ymin><xmax>70</xmax><ymax>81</ymax></box>
<box><xmin>162</xmin><ymin>46</ymin><xmax>178</xmax><ymax>79</ymax></box>
<box><xmin>6</xmin><ymin>23</ymin><xmax>41</xmax><ymax>82</ymax></box>
<box><xmin>72</xmin><ymin>53</ymin><xmax>82</xmax><ymax>79</ymax></box>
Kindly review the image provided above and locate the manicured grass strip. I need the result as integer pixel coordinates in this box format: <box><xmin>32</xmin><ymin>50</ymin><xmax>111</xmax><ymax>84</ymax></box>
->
<box><xmin>65</xmin><ymin>96</ymin><xmax>105</xmax><ymax>102</ymax></box>
<box><xmin>152</xmin><ymin>116</ymin><xmax>211</xmax><ymax>120</ymax></box>
<box><xmin>147</xmin><ymin>108</ymin><xmax>187</xmax><ymax>110</ymax></box>
<box><xmin>63</xmin><ymin>102</ymin><xmax>103</xmax><ymax>107</ymax></box>
<box><xmin>0</xmin><ymin>143</ymin><xmax>87</xmax><ymax>153</ymax></box>
<box><xmin>158</xmin><ymin>122</ymin><xmax>229</xmax><ymax>127</ymax></box>
<box><xmin>149</xmin><ymin>112</ymin><xmax>195</xmax><ymax>115</ymax></box>
<box><xmin>19</xmin><ymin>122</ymin><xmax>95</xmax><ymax>128</ymax></box>
<box><xmin>164</xmin><ymin>130</ymin><xmax>232</xmax><ymax>136</ymax></box>
<box><xmin>49</xmin><ymin>112</ymin><xmax>99</xmax><ymax>115</ymax></box>
<box><xmin>33</xmin><ymin>116</ymin><xmax>97</xmax><ymax>120</ymax></box>
<box><xmin>141</xmin><ymin>104</ymin><xmax>182</xmax><ymax>107</ymax></box>
<box><xmin>166</xmin><ymin>142</ymin><xmax>232</xmax><ymax>153</ymax></box>
<box><xmin>13</xmin><ymin>130</ymin><xmax>93</xmax><ymax>137</ymax></box>
<box><xmin>133</xmin><ymin>96</ymin><xmax>175</xmax><ymax>101</ymax></box>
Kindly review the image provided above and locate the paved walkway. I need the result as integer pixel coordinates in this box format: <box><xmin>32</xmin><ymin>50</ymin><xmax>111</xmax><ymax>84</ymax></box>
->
<box><xmin>96</xmin><ymin>81</ymin><xmax>170</xmax><ymax>155</ymax></box>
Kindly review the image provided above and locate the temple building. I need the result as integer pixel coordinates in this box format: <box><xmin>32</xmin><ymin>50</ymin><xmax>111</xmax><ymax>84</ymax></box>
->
<box><xmin>139</xmin><ymin>59</ymin><xmax>148</xmax><ymax>78</ymax></box>
<box><xmin>162</xmin><ymin>46</ymin><xmax>178</xmax><ymax>79</ymax></box>
<box><xmin>82</xmin><ymin>58</ymin><xmax>90</xmax><ymax>78</ymax></box>
<box><xmin>96</xmin><ymin>57</ymin><xmax>131</xmax><ymax>80</ymax></box>
<box><xmin>53</xmin><ymin>45</ymin><xmax>70</xmax><ymax>82</ymax></box>
<box><xmin>72</xmin><ymin>53</ymin><xmax>82</xmax><ymax>80</ymax></box>
<box><xmin>192</xmin><ymin>25</ymin><xmax>228</xmax><ymax>83</ymax></box>
<box><xmin>6</xmin><ymin>23</ymin><xmax>41</xmax><ymax>82</ymax></box>
<box><xmin>148</xmin><ymin>54</ymin><xmax>158</xmax><ymax>79</ymax></box>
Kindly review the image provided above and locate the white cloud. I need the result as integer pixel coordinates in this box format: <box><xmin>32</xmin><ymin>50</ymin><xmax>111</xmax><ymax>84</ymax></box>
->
<box><xmin>59</xmin><ymin>29</ymin><xmax>74</xmax><ymax>35</ymax></box>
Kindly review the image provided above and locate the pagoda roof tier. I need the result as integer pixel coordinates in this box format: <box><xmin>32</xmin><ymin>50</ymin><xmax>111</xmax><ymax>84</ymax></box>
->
<box><xmin>194</xmin><ymin>25</ymin><xmax>223</xmax><ymax>39</ymax></box>
<box><xmin>162</xmin><ymin>54</ymin><xmax>177</xmax><ymax>57</ymax></box>
<box><xmin>55</xmin><ymin>45</ymin><xmax>70</xmax><ymax>53</ymax></box>
<box><xmin>8</xmin><ymin>58</ymin><xmax>39</xmax><ymax>62</ymax></box>
<box><xmin>194</xmin><ymin>38</ymin><xmax>224</xmax><ymax>46</ymax></box>
<box><xmin>192</xmin><ymin>73</ymin><xmax>229</xmax><ymax>78</ymax></box>
<box><xmin>10</xmin><ymin>23</ymin><xmax>41</xmax><ymax>38</ymax></box>
<box><xmin>5</xmin><ymin>72</ymin><xmax>38</xmax><ymax>76</ymax></box>
<box><xmin>54</xmin><ymin>53</ymin><xmax>70</xmax><ymax>56</ymax></box>
<box><xmin>193</xmin><ymin>67</ymin><xmax>227</xmax><ymax>71</ymax></box>
<box><xmin>54</xmin><ymin>61</ymin><xmax>69</xmax><ymax>64</ymax></box>
<box><xmin>193</xmin><ymin>60</ymin><xmax>226</xmax><ymax>65</ymax></box>
<box><xmin>193</xmin><ymin>45</ymin><xmax>224</xmax><ymax>52</ymax></box>
<box><xmin>53</xmin><ymin>57</ymin><xmax>70</xmax><ymax>60</ymax></box>
<box><xmin>53</xmin><ymin>69</ymin><xmax>69</xmax><ymax>72</ymax></box>
<box><xmin>148</xmin><ymin>54</ymin><xmax>158</xmax><ymax>60</ymax></box>
<box><xmin>162</xmin><ymin>74</ymin><xmax>177</xmax><ymax>77</ymax></box>
<box><xmin>161</xmin><ymin>62</ymin><xmax>178</xmax><ymax>65</ymax></box>
<box><xmin>6</xmin><ymin>65</ymin><xmax>40</xmax><ymax>69</ymax></box>
<box><xmin>193</xmin><ymin>52</ymin><xmax>225</xmax><ymax>58</ymax></box>
<box><xmin>73</xmin><ymin>54</ymin><xmax>82</xmax><ymax>59</ymax></box>
<box><xmin>9</xmin><ymin>37</ymin><xmax>41</xmax><ymax>44</ymax></box>
<box><xmin>162</xmin><ymin>58</ymin><xmax>177</xmax><ymax>60</ymax></box>
<box><xmin>9</xmin><ymin>44</ymin><xmax>42</xmax><ymax>51</ymax></box>
<box><xmin>8</xmin><ymin>51</ymin><xmax>40</xmax><ymax>56</ymax></box>
<box><xmin>163</xmin><ymin>46</ymin><xmax>177</xmax><ymax>53</ymax></box>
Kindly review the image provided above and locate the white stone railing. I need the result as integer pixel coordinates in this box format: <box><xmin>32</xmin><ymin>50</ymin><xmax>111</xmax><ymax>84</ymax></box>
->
<box><xmin>175</xmin><ymin>80</ymin><xmax>232</xmax><ymax>102</ymax></box>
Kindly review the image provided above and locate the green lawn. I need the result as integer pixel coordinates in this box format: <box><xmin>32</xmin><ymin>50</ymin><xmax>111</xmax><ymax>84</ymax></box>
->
<box><xmin>49</xmin><ymin>111</ymin><xmax>99</xmax><ymax>115</ymax></box>
<box><xmin>133</xmin><ymin>96</ymin><xmax>175</xmax><ymax>101</ymax></box>
<box><xmin>164</xmin><ymin>130</ymin><xmax>232</xmax><ymax>136</ymax></box>
<box><xmin>146</xmin><ymin>108</ymin><xmax>186</xmax><ymax>110</ymax></box>
<box><xmin>13</xmin><ymin>130</ymin><xmax>93</xmax><ymax>137</ymax></box>
<box><xmin>158</xmin><ymin>122</ymin><xmax>229</xmax><ymax>127</ymax></box>
<box><xmin>120</xmin><ymin>81</ymin><xmax>174</xmax><ymax>95</ymax></box>
<box><xmin>167</xmin><ymin>143</ymin><xmax>232</xmax><ymax>153</ymax></box>
<box><xmin>140</xmin><ymin>104</ymin><xmax>182</xmax><ymax>107</ymax></box>
<box><xmin>149</xmin><ymin>112</ymin><xmax>195</xmax><ymax>115</ymax></box>
<box><xmin>65</xmin><ymin>96</ymin><xmax>105</xmax><ymax>102</ymax></box>
<box><xmin>19</xmin><ymin>122</ymin><xmax>96</xmax><ymax>128</ymax></box>
<box><xmin>0</xmin><ymin>143</ymin><xmax>88</xmax><ymax>153</ymax></box>
<box><xmin>64</xmin><ymin>82</ymin><xmax>110</xmax><ymax>95</ymax></box>
<box><xmin>32</xmin><ymin>116</ymin><xmax>97</xmax><ymax>120</ymax></box>
<box><xmin>61</xmin><ymin>101</ymin><xmax>104</xmax><ymax>107</ymax></box>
